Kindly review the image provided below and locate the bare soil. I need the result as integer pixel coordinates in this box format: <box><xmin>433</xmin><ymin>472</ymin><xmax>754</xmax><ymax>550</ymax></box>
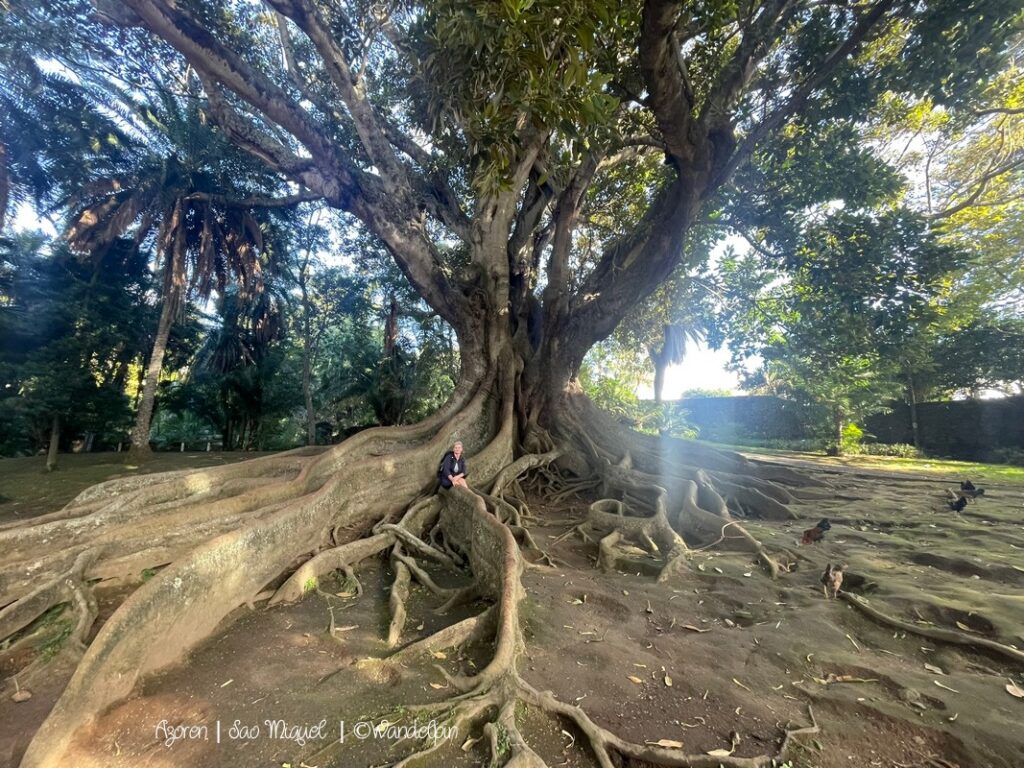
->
<box><xmin>2</xmin><ymin>453</ymin><xmax>1023</xmax><ymax>768</ymax></box>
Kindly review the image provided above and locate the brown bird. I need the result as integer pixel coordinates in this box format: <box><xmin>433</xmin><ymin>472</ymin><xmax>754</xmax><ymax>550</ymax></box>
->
<box><xmin>821</xmin><ymin>563</ymin><xmax>844</xmax><ymax>599</ymax></box>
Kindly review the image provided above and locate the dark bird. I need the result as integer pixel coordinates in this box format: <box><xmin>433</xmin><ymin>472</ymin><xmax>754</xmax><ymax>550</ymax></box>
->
<box><xmin>950</xmin><ymin>496</ymin><xmax>968</xmax><ymax>513</ymax></box>
<box><xmin>801</xmin><ymin>518</ymin><xmax>831</xmax><ymax>545</ymax></box>
<box><xmin>959</xmin><ymin>479</ymin><xmax>986</xmax><ymax>499</ymax></box>
<box><xmin>821</xmin><ymin>563</ymin><xmax>844</xmax><ymax>598</ymax></box>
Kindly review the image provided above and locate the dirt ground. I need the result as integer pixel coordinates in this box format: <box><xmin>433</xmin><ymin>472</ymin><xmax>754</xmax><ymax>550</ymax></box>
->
<box><xmin>2</xmin><ymin>453</ymin><xmax>1023</xmax><ymax>768</ymax></box>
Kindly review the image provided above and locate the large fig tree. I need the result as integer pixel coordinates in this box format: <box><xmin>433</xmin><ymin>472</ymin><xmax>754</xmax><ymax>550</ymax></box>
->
<box><xmin>1</xmin><ymin>1</ymin><xmax>1017</xmax><ymax>766</ymax></box>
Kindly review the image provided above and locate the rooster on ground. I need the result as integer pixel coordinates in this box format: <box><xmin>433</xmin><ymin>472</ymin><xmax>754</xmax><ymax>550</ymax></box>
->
<box><xmin>801</xmin><ymin>518</ymin><xmax>832</xmax><ymax>545</ymax></box>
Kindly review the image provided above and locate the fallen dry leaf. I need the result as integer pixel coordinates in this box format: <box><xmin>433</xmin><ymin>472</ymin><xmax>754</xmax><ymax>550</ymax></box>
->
<box><xmin>955</xmin><ymin>621</ymin><xmax>973</xmax><ymax>632</ymax></box>
<box><xmin>431</xmin><ymin>651</ymin><xmax>447</xmax><ymax>660</ymax></box>
<box><xmin>429</xmin><ymin>682</ymin><xmax>447</xmax><ymax>690</ymax></box>
<box><xmin>11</xmin><ymin>689</ymin><xmax>32</xmax><ymax>703</ymax></box>
<box><xmin>664</xmin><ymin>675</ymin><xmax>673</xmax><ymax>687</ymax></box>
<box><xmin>628</xmin><ymin>675</ymin><xmax>644</xmax><ymax>684</ymax></box>
<box><xmin>646</xmin><ymin>739</ymin><xmax>684</xmax><ymax>749</ymax></box>
<box><xmin>461</xmin><ymin>735</ymin><xmax>482</xmax><ymax>752</ymax></box>
<box><xmin>934</xmin><ymin>680</ymin><xmax>960</xmax><ymax>693</ymax></box>
<box><xmin>1006</xmin><ymin>681</ymin><xmax>1024</xmax><ymax>698</ymax></box>
<box><xmin>682</xmin><ymin>625</ymin><xmax>710</xmax><ymax>633</ymax></box>
<box><xmin>707</xmin><ymin>748</ymin><xmax>734</xmax><ymax>757</ymax></box>
<box><xmin>924</xmin><ymin>663</ymin><xmax>945</xmax><ymax>675</ymax></box>
<box><xmin>732</xmin><ymin>678</ymin><xmax>751</xmax><ymax>692</ymax></box>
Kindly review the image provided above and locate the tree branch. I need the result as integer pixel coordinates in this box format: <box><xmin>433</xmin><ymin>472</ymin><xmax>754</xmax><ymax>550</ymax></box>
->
<box><xmin>185</xmin><ymin>190</ymin><xmax>323</xmax><ymax>208</ymax></box>
<box><xmin>699</xmin><ymin>0</ymin><xmax>795</xmax><ymax>128</ymax></box>
<box><xmin>929</xmin><ymin>150</ymin><xmax>1024</xmax><ymax>220</ymax></box>
<box><xmin>713</xmin><ymin>0</ymin><xmax>898</xmax><ymax>188</ymax></box>
<box><xmin>640</xmin><ymin>0</ymin><xmax>698</xmax><ymax>162</ymax></box>
<box><xmin>265</xmin><ymin>0</ymin><xmax>408</xmax><ymax>190</ymax></box>
<box><xmin>119</xmin><ymin>0</ymin><xmax>356</xmax><ymax>184</ymax></box>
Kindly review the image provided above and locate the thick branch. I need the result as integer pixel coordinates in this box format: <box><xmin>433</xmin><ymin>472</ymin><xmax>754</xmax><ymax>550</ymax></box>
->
<box><xmin>715</xmin><ymin>0</ymin><xmax>897</xmax><ymax>187</ymax></box>
<box><xmin>185</xmin><ymin>190</ymin><xmax>322</xmax><ymax>208</ymax></box>
<box><xmin>266</xmin><ymin>0</ymin><xmax>407</xmax><ymax>190</ymax></box>
<box><xmin>119</xmin><ymin>0</ymin><xmax>358</xmax><ymax>185</ymax></box>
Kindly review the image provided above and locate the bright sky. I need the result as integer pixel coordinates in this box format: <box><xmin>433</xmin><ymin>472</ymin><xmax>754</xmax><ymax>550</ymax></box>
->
<box><xmin>13</xmin><ymin>204</ymin><xmax>57</xmax><ymax>237</ymax></box>
<box><xmin>635</xmin><ymin>342</ymin><xmax>743</xmax><ymax>399</ymax></box>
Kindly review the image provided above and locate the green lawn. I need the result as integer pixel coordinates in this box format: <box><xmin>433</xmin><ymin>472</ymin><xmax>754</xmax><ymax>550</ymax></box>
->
<box><xmin>701</xmin><ymin>440</ymin><xmax>1024</xmax><ymax>485</ymax></box>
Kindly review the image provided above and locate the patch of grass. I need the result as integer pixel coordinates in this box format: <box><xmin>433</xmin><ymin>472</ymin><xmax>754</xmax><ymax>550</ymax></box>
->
<box><xmin>0</xmin><ymin>450</ymin><xmax>283</xmax><ymax>523</ymax></box>
<box><xmin>38</xmin><ymin>619</ymin><xmax>73</xmax><ymax>660</ymax></box>
<box><xmin>304</xmin><ymin>576</ymin><xmax>319</xmax><ymax>593</ymax></box>
<box><xmin>141</xmin><ymin>567</ymin><xmax>159</xmax><ymax>582</ymax></box>
<box><xmin>831</xmin><ymin>454</ymin><xmax>1024</xmax><ymax>483</ymax></box>
<box><xmin>701</xmin><ymin>440</ymin><xmax>1024</xmax><ymax>485</ymax></box>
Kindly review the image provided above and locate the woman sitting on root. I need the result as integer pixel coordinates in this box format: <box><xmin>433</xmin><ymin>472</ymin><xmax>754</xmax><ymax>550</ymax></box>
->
<box><xmin>439</xmin><ymin>441</ymin><xmax>469</xmax><ymax>489</ymax></box>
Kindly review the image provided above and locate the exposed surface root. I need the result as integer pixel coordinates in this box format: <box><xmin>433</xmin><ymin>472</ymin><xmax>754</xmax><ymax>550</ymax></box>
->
<box><xmin>576</xmin><ymin>459</ymin><xmax>784</xmax><ymax>580</ymax></box>
<box><xmin>387</xmin><ymin>547</ymin><xmax>413</xmax><ymax>647</ymax></box>
<box><xmin>383</xmin><ymin>475</ymin><xmax>813</xmax><ymax>768</ymax></box>
<box><xmin>0</xmin><ymin>550</ymin><xmax>98</xmax><ymax>647</ymax></box>
<box><xmin>839</xmin><ymin>593</ymin><xmax>1024</xmax><ymax>666</ymax></box>
<box><xmin>269</xmin><ymin>532</ymin><xmax>394</xmax><ymax>605</ymax></box>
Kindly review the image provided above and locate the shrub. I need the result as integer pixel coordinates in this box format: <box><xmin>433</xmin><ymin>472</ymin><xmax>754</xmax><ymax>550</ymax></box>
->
<box><xmin>854</xmin><ymin>442</ymin><xmax>923</xmax><ymax>458</ymax></box>
<box><xmin>840</xmin><ymin>423</ymin><xmax>865</xmax><ymax>454</ymax></box>
<box><xmin>988</xmin><ymin>447</ymin><xmax>1024</xmax><ymax>466</ymax></box>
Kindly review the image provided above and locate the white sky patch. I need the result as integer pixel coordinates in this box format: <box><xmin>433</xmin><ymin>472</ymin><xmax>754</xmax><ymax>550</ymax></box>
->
<box><xmin>12</xmin><ymin>202</ymin><xmax>58</xmax><ymax>237</ymax></box>
<box><xmin>635</xmin><ymin>341</ymin><xmax>745</xmax><ymax>399</ymax></box>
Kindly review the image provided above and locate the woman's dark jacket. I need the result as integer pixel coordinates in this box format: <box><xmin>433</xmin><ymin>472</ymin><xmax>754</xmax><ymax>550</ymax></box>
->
<box><xmin>438</xmin><ymin>451</ymin><xmax>468</xmax><ymax>488</ymax></box>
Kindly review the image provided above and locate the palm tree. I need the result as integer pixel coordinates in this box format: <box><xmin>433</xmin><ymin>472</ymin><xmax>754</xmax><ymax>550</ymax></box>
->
<box><xmin>65</xmin><ymin>94</ymin><xmax>299</xmax><ymax>456</ymax></box>
<box><xmin>196</xmin><ymin>286</ymin><xmax>286</xmax><ymax>450</ymax></box>
<box><xmin>649</xmin><ymin>322</ymin><xmax>705</xmax><ymax>405</ymax></box>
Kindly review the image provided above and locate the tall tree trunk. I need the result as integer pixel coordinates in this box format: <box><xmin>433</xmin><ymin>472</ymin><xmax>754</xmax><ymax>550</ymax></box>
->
<box><xmin>906</xmin><ymin>370</ymin><xmax>921</xmax><ymax>450</ymax></box>
<box><xmin>832</xmin><ymin>408</ymin><xmax>845</xmax><ymax>456</ymax></box>
<box><xmin>45</xmin><ymin>414</ymin><xmax>60</xmax><ymax>472</ymax></box>
<box><xmin>299</xmin><ymin>263</ymin><xmax>316</xmax><ymax>446</ymax></box>
<box><xmin>127</xmin><ymin>289</ymin><xmax>176</xmax><ymax>458</ymax></box>
<box><xmin>653</xmin><ymin>352</ymin><xmax>668</xmax><ymax>405</ymax></box>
